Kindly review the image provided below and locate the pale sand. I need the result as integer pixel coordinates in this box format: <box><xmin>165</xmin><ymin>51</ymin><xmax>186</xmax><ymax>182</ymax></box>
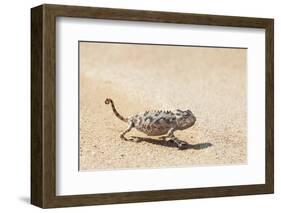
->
<box><xmin>79</xmin><ymin>42</ymin><xmax>247</xmax><ymax>171</ymax></box>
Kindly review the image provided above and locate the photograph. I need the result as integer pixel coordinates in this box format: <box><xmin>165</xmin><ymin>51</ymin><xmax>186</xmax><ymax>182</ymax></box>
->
<box><xmin>30</xmin><ymin>4</ymin><xmax>274</xmax><ymax>208</ymax></box>
<box><xmin>79</xmin><ymin>41</ymin><xmax>247</xmax><ymax>171</ymax></box>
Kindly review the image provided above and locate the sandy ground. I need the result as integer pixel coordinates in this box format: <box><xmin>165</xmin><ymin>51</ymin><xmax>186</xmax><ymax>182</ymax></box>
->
<box><xmin>79</xmin><ymin>42</ymin><xmax>247</xmax><ymax>171</ymax></box>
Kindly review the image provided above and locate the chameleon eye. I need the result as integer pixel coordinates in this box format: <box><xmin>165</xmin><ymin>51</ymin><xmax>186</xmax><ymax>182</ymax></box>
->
<box><xmin>185</xmin><ymin>110</ymin><xmax>192</xmax><ymax>116</ymax></box>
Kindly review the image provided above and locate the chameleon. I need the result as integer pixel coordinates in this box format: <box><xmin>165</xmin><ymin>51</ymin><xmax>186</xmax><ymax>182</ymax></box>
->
<box><xmin>105</xmin><ymin>98</ymin><xmax>196</xmax><ymax>149</ymax></box>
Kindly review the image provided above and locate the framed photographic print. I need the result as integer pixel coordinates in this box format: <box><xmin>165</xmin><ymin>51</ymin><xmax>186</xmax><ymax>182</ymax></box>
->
<box><xmin>31</xmin><ymin>4</ymin><xmax>274</xmax><ymax>208</ymax></box>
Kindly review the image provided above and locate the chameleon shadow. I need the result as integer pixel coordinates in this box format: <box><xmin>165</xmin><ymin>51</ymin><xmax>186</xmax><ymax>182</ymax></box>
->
<box><xmin>130</xmin><ymin>136</ymin><xmax>213</xmax><ymax>150</ymax></box>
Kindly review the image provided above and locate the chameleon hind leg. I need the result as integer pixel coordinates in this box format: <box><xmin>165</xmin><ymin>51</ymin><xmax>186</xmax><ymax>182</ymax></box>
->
<box><xmin>120</xmin><ymin>122</ymin><xmax>133</xmax><ymax>141</ymax></box>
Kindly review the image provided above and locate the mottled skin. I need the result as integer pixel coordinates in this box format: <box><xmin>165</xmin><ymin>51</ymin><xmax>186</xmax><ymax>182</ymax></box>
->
<box><xmin>105</xmin><ymin>98</ymin><xmax>196</xmax><ymax>149</ymax></box>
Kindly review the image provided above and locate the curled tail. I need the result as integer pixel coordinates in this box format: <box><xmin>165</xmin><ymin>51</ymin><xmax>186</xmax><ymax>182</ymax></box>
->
<box><xmin>105</xmin><ymin>98</ymin><xmax>128</xmax><ymax>122</ymax></box>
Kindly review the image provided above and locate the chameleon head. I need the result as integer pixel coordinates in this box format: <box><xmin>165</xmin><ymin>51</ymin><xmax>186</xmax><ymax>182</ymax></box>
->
<box><xmin>175</xmin><ymin>109</ymin><xmax>196</xmax><ymax>130</ymax></box>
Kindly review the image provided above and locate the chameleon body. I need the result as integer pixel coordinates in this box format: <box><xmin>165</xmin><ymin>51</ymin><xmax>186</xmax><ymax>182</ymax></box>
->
<box><xmin>105</xmin><ymin>98</ymin><xmax>196</xmax><ymax>149</ymax></box>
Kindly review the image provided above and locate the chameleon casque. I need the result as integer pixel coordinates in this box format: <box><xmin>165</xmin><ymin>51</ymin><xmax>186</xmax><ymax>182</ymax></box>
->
<box><xmin>105</xmin><ymin>98</ymin><xmax>196</xmax><ymax>149</ymax></box>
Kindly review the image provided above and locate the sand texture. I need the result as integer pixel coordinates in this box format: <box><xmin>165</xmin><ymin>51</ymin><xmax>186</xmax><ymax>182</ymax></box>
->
<box><xmin>79</xmin><ymin>42</ymin><xmax>247</xmax><ymax>171</ymax></box>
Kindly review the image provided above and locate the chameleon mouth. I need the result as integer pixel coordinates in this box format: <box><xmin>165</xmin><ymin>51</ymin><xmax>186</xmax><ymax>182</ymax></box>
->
<box><xmin>189</xmin><ymin>115</ymin><xmax>196</xmax><ymax>126</ymax></box>
<box><xmin>193</xmin><ymin>116</ymin><xmax>197</xmax><ymax>123</ymax></box>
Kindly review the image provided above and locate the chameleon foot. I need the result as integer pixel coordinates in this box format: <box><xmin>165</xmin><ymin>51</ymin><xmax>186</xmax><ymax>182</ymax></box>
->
<box><xmin>130</xmin><ymin>136</ymin><xmax>142</xmax><ymax>142</ymax></box>
<box><xmin>173</xmin><ymin>139</ymin><xmax>188</xmax><ymax>150</ymax></box>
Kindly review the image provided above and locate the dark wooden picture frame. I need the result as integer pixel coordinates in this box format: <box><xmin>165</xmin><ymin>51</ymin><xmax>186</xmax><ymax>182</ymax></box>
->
<box><xmin>31</xmin><ymin>4</ymin><xmax>274</xmax><ymax>208</ymax></box>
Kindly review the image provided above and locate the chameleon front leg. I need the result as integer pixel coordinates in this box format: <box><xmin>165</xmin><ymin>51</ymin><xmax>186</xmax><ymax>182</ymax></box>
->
<box><xmin>160</xmin><ymin>128</ymin><xmax>176</xmax><ymax>140</ymax></box>
<box><xmin>161</xmin><ymin>128</ymin><xmax>187</xmax><ymax>149</ymax></box>
<box><xmin>120</xmin><ymin>122</ymin><xmax>133</xmax><ymax>141</ymax></box>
